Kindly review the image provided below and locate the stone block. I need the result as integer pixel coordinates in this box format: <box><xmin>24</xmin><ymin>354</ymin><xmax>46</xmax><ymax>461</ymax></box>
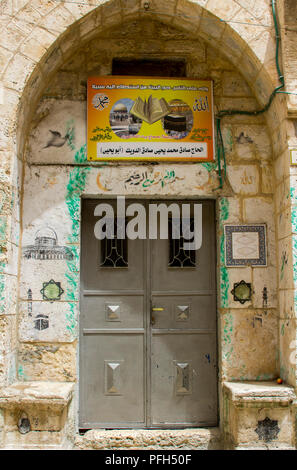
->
<box><xmin>206</xmin><ymin>0</ymin><xmax>241</xmax><ymax>21</ymax></box>
<box><xmin>222</xmin><ymin>72</ymin><xmax>252</xmax><ymax>97</ymax></box>
<box><xmin>279</xmin><ymin>318</ymin><xmax>297</xmax><ymax>386</ymax></box>
<box><xmin>79</xmin><ymin>9</ymin><xmax>101</xmax><ymax>41</ymax></box>
<box><xmin>1</xmin><ymin>242</ymin><xmax>19</xmax><ymax>276</ymax></box>
<box><xmin>276</xmin><ymin>177</ymin><xmax>291</xmax><ymax>215</ymax></box>
<box><xmin>3</xmin><ymin>53</ymin><xmax>36</xmax><ymax>93</ymax></box>
<box><xmin>233</xmin><ymin>125</ymin><xmax>271</xmax><ymax>161</ymax></box>
<box><xmin>0</xmin><ymin>274</ymin><xmax>18</xmax><ymax>316</ymax></box>
<box><xmin>221</xmin><ymin>310</ymin><xmax>278</xmax><ymax>381</ymax></box>
<box><xmin>207</xmin><ymin>46</ymin><xmax>234</xmax><ymax>71</ymax></box>
<box><xmin>174</xmin><ymin>0</ymin><xmax>203</xmax><ymax>30</ymax></box>
<box><xmin>228</xmin><ymin>165</ymin><xmax>259</xmax><ymax>195</ymax></box>
<box><xmin>237</xmin><ymin>49</ymin><xmax>261</xmax><ymax>85</ymax></box>
<box><xmin>199</xmin><ymin>13</ymin><xmax>226</xmax><ymax>45</ymax></box>
<box><xmin>18</xmin><ymin>343</ymin><xmax>77</xmax><ymax>382</ymax></box>
<box><xmin>20</xmin><ymin>28</ymin><xmax>54</xmax><ymax>63</ymax></box>
<box><xmin>279</xmin><ymin>207</ymin><xmax>293</xmax><ymax>240</ymax></box>
<box><xmin>22</xmin><ymin>167</ymin><xmax>74</xmax><ymax>242</ymax></box>
<box><xmin>75</xmin><ymin>427</ymin><xmax>222</xmax><ymax>450</ymax></box>
<box><xmin>20</xmin><ymin>256</ymin><xmax>79</xmax><ymax>300</ymax></box>
<box><xmin>0</xmin><ymin>315</ymin><xmax>17</xmax><ymax>352</ymax></box>
<box><xmin>122</xmin><ymin>0</ymin><xmax>142</xmax><ymax>20</ymax></box>
<box><xmin>243</xmin><ymin>197</ymin><xmax>276</xmax><ymax>266</ymax></box>
<box><xmin>0</xmin><ymin>46</ymin><xmax>13</xmax><ymax>76</ymax></box>
<box><xmin>45</xmin><ymin>71</ymin><xmax>78</xmax><ymax>98</ymax></box>
<box><xmin>218</xmin><ymin>197</ymin><xmax>241</xmax><ymax>225</ymax></box>
<box><xmin>261</xmin><ymin>163</ymin><xmax>273</xmax><ymax>193</ymax></box>
<box><xmin>64</xmin><ymin>2</ymin><xmax>96</xmax><ymax>20</ymax></box>
<box><xmin>38</xmin><ymin>6</ymin><xmax>75</xmax><ymax>34</ymax></box>
<box><xmin>100</xmin><ymin>0</ymin><xmax>122</xmax><ymax>28</ymax></box>
<box><xmin>0</xmin><ymin>381</ymin><xmax>74</xmax><ymax>449</ymax></box>
<box><xmin>28</xmin><ymin>99</ymin><xmax>86</xmax><ymax>165</ymax></box>
<box><xmin>271</xmin><ymin>121</ymin><xmax>288</xmax><ymax>158</ymax></box>
<box><xmin>227</xmin><ymin>10</ymin><xmax>268</xmax><ymax>45</ymax></box>
<box><xmin>278</xmin><ymin>236</ymin><xmax>294</xmax><ymax>290</ymax></box>
<box><xmin>279</xmin><ymin>289</ymin><xmax>295</xmax><ymax>319</ymax></box>
<box><xmin>252</xmin><ymin>267</ymin><xmax>277</xmax><ymax>308</ymax></box>
<box><xmin>223</xmin><ymin>381</ymin><xmax>296</xmax><ymax>449</ymax></box>
<box><xmin>220</xmin><ymin>31</ymin><xmax>246</xmax><ymax>62</ymax></box>
<box><xmin>19</xmin><ymin>301</ymin><xmax>79</xmax><ymax>343</ymax></box>
<box><xmin>0</xmin><ymin>18</ymin><xmax>28</xmax><ymax>52</ymax></box>
<box><xmin>247</xmin><ymin>29</ymin><xmax>274</xmax><ymax>68</ymax></box>
<box><xmin>0</xmin><ymin>350</ymin><xmax>17</xmax><ymax>387</ymax></box>
<box><xmin>87</xmin><ymin>164</ymin><xmax>217</xmax><ymax>197</ymax></box>
<box><xmin>42</xmin><ymin>46</ymin><xmax>63</xmax><ymax>77</ymax></box>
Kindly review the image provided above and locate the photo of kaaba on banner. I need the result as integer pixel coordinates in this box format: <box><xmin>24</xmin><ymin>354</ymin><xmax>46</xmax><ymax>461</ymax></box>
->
<box><xmin>87</xmin><ymin>76</ymin><xmax>214</xmax><ymax>162</ymax></box>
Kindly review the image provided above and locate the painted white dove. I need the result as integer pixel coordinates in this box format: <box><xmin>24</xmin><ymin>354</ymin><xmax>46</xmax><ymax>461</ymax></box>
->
<box><xmin>44</xmin><ymin>130</ymin><xmax>70</xmax><ymax>148</ymax></box>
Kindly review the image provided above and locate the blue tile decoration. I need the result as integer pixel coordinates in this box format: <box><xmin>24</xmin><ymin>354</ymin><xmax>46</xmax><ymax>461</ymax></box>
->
<box><xmin>224</xmin><ymin>224</ymin><xmax>267</xmax><ymax>267</ymax></box>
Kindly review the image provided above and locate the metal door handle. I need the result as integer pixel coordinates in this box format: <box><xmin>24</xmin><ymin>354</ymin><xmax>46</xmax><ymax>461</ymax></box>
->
<box><xmin>152</xmin><ymin>307</ymin><xmax>164</xmax><ymax>311</ymax></box>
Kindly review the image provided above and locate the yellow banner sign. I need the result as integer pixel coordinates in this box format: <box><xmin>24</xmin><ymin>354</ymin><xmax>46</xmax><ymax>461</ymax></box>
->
<box><xmin>87</xmin><ymin>76</ymin><xmax>214</xmax><ymax>162</ymax></box>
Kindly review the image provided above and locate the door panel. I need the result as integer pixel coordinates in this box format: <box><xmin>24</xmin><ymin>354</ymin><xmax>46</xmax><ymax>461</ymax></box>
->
<box><xmin>79</xmin><ymin>199</ymin><xmax>217</xmax><ymax>429</ymax></box>
<box><xmin>151</xmin><ymin>333</ymin><xmax>217</xmax><ymax>426</ymax></box>
<box><xmin>150</xmin><ymin>200</ymin><xmax>217</xmax><ymax>427</ymax></box>
<box><xmin>81</xmin><ymin>333</ymin><xmax>145</xmax><ymax>426</ymax></box>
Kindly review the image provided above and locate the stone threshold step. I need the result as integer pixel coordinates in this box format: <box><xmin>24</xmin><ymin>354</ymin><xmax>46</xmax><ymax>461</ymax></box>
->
<box><xmin>75</xmin><ymin>428</ymin><xmax>222</xmax><ymax>450</ymax></box>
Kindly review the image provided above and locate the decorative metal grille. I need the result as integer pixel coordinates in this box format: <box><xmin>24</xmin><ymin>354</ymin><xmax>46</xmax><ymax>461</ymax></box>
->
<box><xmin>100</xmin><ymin>219</ymin><xmax>128</xmax><ymax>267</ymax></box>
<box><xmin>168</xmin><ymin>218</ymin><xmax>196</xmax><ymax>267</ymax></box>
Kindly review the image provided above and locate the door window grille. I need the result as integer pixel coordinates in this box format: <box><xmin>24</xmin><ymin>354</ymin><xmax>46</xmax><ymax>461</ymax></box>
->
<box><xmin>168</xmin><ymin>218</ymin><xmax>196</xmax><ymax>267</ymax></box>
<box><xmin>100</xmin><ymin>219</ymin><xmax>128</xmax><ymax>267</ymax></box>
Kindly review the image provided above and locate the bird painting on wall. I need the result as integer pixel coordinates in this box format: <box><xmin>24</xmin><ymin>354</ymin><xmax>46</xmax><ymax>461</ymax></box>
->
<box><xmin>43</xmin><ymin>130</ymin><xmax>70</xmax><ymax>148</ymax></box>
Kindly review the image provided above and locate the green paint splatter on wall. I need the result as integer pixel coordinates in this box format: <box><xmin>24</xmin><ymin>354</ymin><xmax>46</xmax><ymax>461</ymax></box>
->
<box><xmin>223</xmin><ymin>312</ymin><xmax>233</xmax><ymax>364</ymax></box>
<box><xmin>292</xmin><ymin>207</ymin><xmax>297</xmax><ymax>232</ymax></box>
<box><xmin>200</xmin><ymin>162</ymin><xmax>217</xmax><ymax>173</ymax></box>
<box><xmin>65</xmin><ymin>160</ymin><xmax>90</xmax><ymax>333</ymax></box>
<box><xmin>219</xmin><ymin>198</ymin><xmax>229</xmax><ymax>308</ymax></box>
<box><xmin>0</xmin><ymin>216</ymin><xmax>7</xmax><ymax>243</ymax></box>
<box><xmin>290</xmin><ymin>186</ymin><xmax>297</xmax><ymax>203</ymax></box>
<box><xmin>225</xmin><ymin>127</ymin><xmax>233</xmax><ymax>153</ymax></box>
<box><xmin>74</xmin><ymin>144</ymin><xmax>88</xmax><ymax>164</ymax></box>
<box><xmin>18</xmin><ymin>364</ymin><xmax>26</xmax><ymax>380</ymax></box>
<box><xmin>66</xmin><ymin>119</ymin><xmax>75</xmax><ymax>151</ymax></box>
<box><xmin>0</xmin><ymin>274</ymin><xmax>6</xmax><ymax>314</ymax></box>
<box><xmin>66</xmin><ymin>166</ymin><xmax>90</xmax><ymax>244</ymax></box>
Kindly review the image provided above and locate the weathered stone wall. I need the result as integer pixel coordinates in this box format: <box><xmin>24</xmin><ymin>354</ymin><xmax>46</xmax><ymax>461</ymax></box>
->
<box><xmin>19</xmin><ymin>20</ymin><xmax>277</xmax><ymax>389</ymax></box>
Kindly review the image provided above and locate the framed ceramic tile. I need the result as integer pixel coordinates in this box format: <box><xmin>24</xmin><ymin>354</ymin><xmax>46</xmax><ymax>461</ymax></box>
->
<box><xmin>224</xmin><ymin>224</ymin><xmax>267</xmax><ymax>267</ymax></box>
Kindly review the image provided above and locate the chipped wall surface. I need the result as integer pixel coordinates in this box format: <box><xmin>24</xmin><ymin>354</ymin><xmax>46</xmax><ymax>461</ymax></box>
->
<box><xmin>0</xmin><ymin>0</ymin><xmax>296</xmax><ymax>449</ymax></box>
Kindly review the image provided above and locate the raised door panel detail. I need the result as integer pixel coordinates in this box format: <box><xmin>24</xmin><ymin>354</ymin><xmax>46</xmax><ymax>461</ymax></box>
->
<box><xmin>106</xmin><ymin>303</ymin><xmax>121</xmax><ymax>322</ymax></box>
<box><xmin>174</xmin><ymin>360</ymin><xmax>192</xmax><ymax>395</ymax></box>
<box><xmin>176</xmin><ymin>305</ymin><xmax>190</xmax><ymax>322</ymax></box>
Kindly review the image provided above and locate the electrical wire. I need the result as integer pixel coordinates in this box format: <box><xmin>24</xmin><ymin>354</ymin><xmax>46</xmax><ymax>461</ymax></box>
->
<box><xmin>214</xmin><ymin>0</ymin><xmax>285</xmax><ymax>190</ymax></box>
